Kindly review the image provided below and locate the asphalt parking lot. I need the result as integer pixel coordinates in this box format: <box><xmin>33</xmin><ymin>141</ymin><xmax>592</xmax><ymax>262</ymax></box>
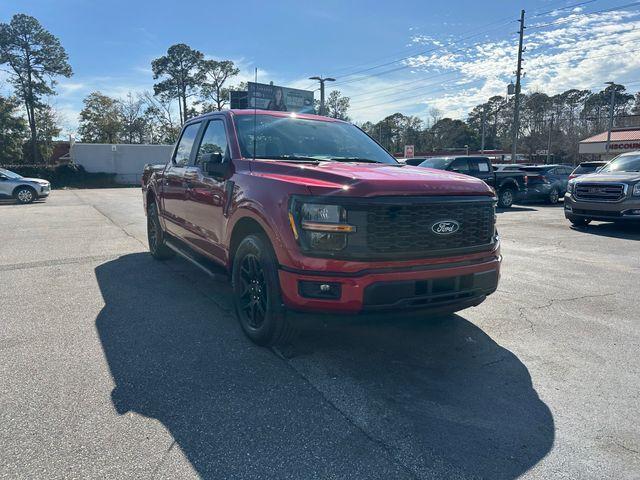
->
<box><xmin>1</xmin><ymin>188</ymin><xmax>639</xmax><ymax>479</ymax></box>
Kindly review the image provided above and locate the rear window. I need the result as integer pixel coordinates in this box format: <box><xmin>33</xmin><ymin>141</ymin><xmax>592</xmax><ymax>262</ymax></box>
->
<box><xmin>418</xmin><ymin>157</ymin><xmax>453</xmax><ymax>170</ymax></box>
<box><xmin>572</xmin><ymin>165</ymin><xmax>599</xmax><ymax>175</ymax></box>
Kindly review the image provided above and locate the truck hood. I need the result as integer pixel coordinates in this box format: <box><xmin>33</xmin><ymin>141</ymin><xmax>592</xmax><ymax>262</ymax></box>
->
<box><xmin>577</xmin><ymin>172</ymin><xmax>640</xmax><ymax>183</ymax></box>
<box><xmin>250</xmin><ymin>160</ymin><xmax>493</xmax><ymax>197</ymax></box>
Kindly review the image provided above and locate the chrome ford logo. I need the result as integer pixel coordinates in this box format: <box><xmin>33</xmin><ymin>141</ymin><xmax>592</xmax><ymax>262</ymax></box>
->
<box><xmin>432</xmin><ymin>220</ymin><xmax>460</xmax><ymax>235</ymax></box>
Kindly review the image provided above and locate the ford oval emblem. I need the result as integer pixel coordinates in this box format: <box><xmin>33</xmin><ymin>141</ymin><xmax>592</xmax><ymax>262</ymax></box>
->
<box><xmin>432</xmin><ymin>220</ymin><xmax>460</xmax><ymax>235</ymax></box>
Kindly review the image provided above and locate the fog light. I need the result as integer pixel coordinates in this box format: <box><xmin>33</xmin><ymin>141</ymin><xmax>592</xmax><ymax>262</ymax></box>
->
<box><xmin>298</xmin><ymin>281</ymin><xmax>342</xmax><ymax>299</ymax></box>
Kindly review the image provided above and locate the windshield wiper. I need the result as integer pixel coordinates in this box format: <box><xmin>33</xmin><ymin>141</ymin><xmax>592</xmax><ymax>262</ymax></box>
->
<box><xmin>260</xmin><ymin>155</ymin><xmax>322</xmax><ymax>163</ymax></box>
<box><xmin>328</xmin><ymin>157</ymin><xmax>383</xmax><ymax>163</ymax></box>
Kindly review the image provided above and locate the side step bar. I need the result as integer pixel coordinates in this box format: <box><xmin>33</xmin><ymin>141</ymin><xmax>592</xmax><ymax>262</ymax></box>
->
<box><xmin>165</xmin><ymin>239</ymin><xmax>229</xmax><ymax>281</ymax></box>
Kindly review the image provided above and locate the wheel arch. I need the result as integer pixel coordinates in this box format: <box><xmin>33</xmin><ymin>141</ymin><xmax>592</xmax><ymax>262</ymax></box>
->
<box><xmin>229</xmin><ymin>216</ymin><xmax>273</xmax><ymax>268</ymax></box>
<box><xmin>12</xmin><ymin>183</ymin><xmax>38</xmax><ymax>197</ymax></box>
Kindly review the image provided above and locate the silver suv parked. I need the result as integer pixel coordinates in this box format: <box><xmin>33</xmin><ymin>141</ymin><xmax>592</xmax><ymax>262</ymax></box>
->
<box><xmin>565</xmin><ymin>151</ymin><xmax>640</xmax><ymax>226</ymax></box>
<box><xmin>0</xmin><ymin>168</ymin><xmax>50</xmax><ymax>204</ymax></box>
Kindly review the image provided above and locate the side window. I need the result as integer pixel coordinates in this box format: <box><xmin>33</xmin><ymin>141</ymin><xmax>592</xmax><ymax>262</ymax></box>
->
<box><xmin>450</xmin><ymin>158</ymin><xmax>470</xmax><ymax>172</ymax></box>
<box><xmin>196</xmin><ymin>120</ymin><xmax>229</xmax><ymax>165</ymax></box>
<box><xmin>470</xmin><ymin>158</ymin><xmax>490</xmax><ymax>172</ymax></box>
<box><xmin>173</xmin><ymin>123</ymin><xmax>201</xmax><ymax>167</ymax></box>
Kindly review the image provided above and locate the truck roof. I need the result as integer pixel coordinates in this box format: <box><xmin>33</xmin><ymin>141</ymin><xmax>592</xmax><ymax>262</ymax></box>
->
<box><xmin>188</xmin><ymin>109</ymin><xmax>346</xmax><ymax>124</ymax></box>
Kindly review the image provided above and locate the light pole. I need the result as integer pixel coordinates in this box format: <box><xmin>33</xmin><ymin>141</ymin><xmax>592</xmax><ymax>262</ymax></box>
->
<box><xmin>605</xmin><ymin>81</ymin><xmax>616</xmax><ymax>154</ymax></box>
<box><xmin>309</xmin><ymin>76</ymin><xmax>335</xmax><ymax>116</ymax></box>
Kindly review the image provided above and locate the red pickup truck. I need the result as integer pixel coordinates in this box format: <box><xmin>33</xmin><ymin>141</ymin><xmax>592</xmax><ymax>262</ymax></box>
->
<box><xmin>142</xmin><ymin>110</ymin><xmax>501</xmax><ymax>346</ymax></box>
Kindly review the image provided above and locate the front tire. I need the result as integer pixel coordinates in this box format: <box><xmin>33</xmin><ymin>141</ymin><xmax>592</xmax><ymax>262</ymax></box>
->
<box><xmin>147</xmin><ymin>201</ymin><xmax>175</xmax><ymax>260</ymax></box>
<box><xmin>497</xmin><ymin>188</ymin><xmax>514</xmax><ymax>208</ymax></box>
<box><xmin>15</xmin><ymin>187</ymin><xmax>36</xmax><ymax>204</ymax></box>
<box><xmin>232</xmin><ymin>234</ymin><xmax>295</xmax><ymax>346</ymax></box>
<box><xmin>548</xmin><ymin>188</ymin><xmax>560</xmax><ymax>204</ymax></box>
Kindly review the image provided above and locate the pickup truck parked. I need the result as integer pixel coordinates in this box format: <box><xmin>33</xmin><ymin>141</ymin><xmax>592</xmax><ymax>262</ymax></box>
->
<box><xmin>142</xmin><ymin>110</ymin><xmax>501</xmax><ymax>346</ymax></box>
<box><xmin>416</xmin><ymin>156</ymin><xmax>527</xmax><ymax>208</ymax></box>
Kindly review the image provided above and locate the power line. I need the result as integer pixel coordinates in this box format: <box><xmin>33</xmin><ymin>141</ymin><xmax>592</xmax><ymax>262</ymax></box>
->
<box><xmin>346</xmin><ymin>37</ymin><xmax>640</xmax><ymax>109</ymax></box>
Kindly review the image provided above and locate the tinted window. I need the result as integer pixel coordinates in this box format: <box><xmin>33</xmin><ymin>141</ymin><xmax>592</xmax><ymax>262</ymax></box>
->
<box><xmin>470</xmin><ymin>158</ymin><xmax>490</xmax><ymax>172</ymax></box>
<box><xmin>418</xmin><ymin>157</ymin><xmax>452</xmax><ymax>170</ymax></box>
<box><xmin>174</xmin><ymin>123</ymin><xmax>200</xmax><ymax>167</ymax></box>
<box><xmin>196</xmin><ymin>120</ymin><xmax>228</xmax><ymax>165</ymax></box>
<box><xmin>450</xmin><ymin>158</ymin><xmax>470</xmax><ymax>172</ymax></box>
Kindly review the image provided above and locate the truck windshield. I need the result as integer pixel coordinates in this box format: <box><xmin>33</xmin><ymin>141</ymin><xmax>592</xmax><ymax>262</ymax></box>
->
<box><xmin>599</xmin><ymin>154</ymin><xmax>640</xmax><ymax>172</ymax></box>
<box><xmin>418</xmin><ymin>158</ymin><xmax>452</xmax><ymax>170</ymax></box>
<box><xmin>234</xmin><ymin>114</ymin><xmax>397</xmax><ymax>164</ymax></box>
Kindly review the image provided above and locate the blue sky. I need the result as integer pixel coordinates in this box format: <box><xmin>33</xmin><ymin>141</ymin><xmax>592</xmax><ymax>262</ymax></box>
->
<box><xmin>2</xmin><ymin>0</ymin><xmax>640</xmax><ymax>136</ymax></box>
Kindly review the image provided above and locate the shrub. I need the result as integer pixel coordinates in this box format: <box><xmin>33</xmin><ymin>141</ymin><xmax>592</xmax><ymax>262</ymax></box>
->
<box><xmin>1</xmin><ymin>164</ymin><xmax>124</xmax><ymax>188</ymax></box>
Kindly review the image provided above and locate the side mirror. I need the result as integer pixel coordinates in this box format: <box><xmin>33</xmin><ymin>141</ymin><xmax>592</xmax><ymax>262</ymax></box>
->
<box><xmin>201</xmin><ymin>152</ymin><xmax>230</xmax><ymax>178</ymax></box>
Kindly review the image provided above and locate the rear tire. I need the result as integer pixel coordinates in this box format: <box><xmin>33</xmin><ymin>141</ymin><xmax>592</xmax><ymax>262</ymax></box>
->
<box><xmin>147</xmin><ymin>201</ymin><xmax>175</xmax><ymax>260</ymax></box>
<box><xmin>568</xmin><ymin>215</ymin><xmax>590</xmax><ymax>227</ymax></box>
<box><xmin>232</xmin><ymin>234</ymin><xmax>296</xmax><ymax>346</ymax></box>
<box><xmin>497</xmin><ymin>188</ymin><xmax>514</xmax><ymax>208</ymax></box>
<box><xmin>14</xmin><ymin>187</ymin><xmax>36</xmax><ymax>204</ymax></box>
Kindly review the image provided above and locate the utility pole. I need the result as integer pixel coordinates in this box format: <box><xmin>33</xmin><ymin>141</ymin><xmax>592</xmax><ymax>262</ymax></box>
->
<box><xmin>309</xmin><ymin>76</ymin><xmax>335</xmax><ymax>116</ymax></box>
<box><xmin>605</xmin><ymin>81</ymin><xmax>616</xmax><ymax>154</ymax></box>
<box><xmin>511</xmin><ymin>9</ymin><xmax>525</xmax><ymax>162</ymax></box>
<box><xmin>546</xmin><ymin>114</ymin><xmax>554</xmax><ymax>164</ymax></box>
<box><xmin>481</xmin><ymin>106</ymin><xmax>487</xmax><ymax>153</ymax></box>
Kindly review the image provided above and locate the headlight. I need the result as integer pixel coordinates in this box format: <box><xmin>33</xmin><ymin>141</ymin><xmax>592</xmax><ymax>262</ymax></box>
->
<box><xmin>291</xmin><ymin>202</ymin><xmax>355</xmax><ymax>252</ymax></box>
<box><xmin>633</xmin><ymin>183</ymin><xmax>640</xmax><ymax>196</ymax></box>
<box><xmin>566</xmin><ymin>181</ymin><xmax>575</xmax><ymax>194</ymax></box>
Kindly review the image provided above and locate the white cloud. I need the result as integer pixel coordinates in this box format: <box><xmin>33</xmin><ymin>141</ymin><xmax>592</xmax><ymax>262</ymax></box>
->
<box><xmin>344</xmin><ymin>7</ymin><xmax>640</xmax><ymax>123</ymax></box>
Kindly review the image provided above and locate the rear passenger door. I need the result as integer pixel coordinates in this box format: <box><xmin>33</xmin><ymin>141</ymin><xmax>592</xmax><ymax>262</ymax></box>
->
<box><xmin>161</xmin><ymin>122</ymin><xmax>202</xmax><ymax>237</ymax></box>
<box><xmin>469</xmin><ymin>157</ymin><xmax>494</xmax><ymax>187</ymax></box>
<box><xmin>181</xmin><ymin>117</ymin><xmax>230</xmax><ymax>260</ymax></box>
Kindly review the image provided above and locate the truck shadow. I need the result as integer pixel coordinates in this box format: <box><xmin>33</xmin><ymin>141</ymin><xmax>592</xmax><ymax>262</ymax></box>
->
<box><xmin>570</xmin><ymin>221</ymin><xmax>640</xmax><ymax>240</ymax></box>
<box><xmin>95</xmin><ymin>253</ymin><xmax>554</xmax><ymax>479</ymax></box>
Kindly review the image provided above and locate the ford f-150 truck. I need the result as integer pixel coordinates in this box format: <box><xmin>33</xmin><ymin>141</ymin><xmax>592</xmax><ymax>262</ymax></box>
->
<box><xmin>142</xmin><ymin>110</ymin><xmax>501</xmax><ymax>346</ymax></box>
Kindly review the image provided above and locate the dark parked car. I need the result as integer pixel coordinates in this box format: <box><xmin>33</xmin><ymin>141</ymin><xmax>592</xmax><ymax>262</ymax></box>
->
<box><xmin>520</xmin><ymin>165</ymin><xmax>572</xmax><ymax>204</ymax></box>
<box><xmin>569</xmin><ymin>161</ymin><xmax>608</xmax><ymax>180</ymax></box>
<box><xmin>417</xmin><ymin>156</ymin><xmax>527</xmax><ymax>208</ymax></box>
<box><xmin>142</xmin><ymin>110</ymin><xmax>501</xmax><ymax>346</ymax></box>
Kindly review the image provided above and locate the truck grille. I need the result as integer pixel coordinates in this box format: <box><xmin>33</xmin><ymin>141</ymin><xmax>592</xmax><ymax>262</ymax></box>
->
<box><xmin>363</xmin><ymin>202</ymin><xmax>494</xmax><ymax>254</ymax></box>
<box><xmin>575</xmin><ymin>183</ymin><xmax>626</xmax><ymax>202</ymax></box>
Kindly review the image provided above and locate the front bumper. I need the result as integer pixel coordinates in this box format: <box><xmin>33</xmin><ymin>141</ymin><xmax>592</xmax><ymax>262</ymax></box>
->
<box><xmin>564</xmin><ymin>194</ymin><xmax>640</xmax><ymax>222</ymax></box>
<box><xmin>278</xmin><ymin>253</ymin><xmax>501</xmax><ymax>314</ymax></box>
<box><xmin>38</xmin><ymin>185</ymin><xmax>50</xmax><ymax>197</ymax></box>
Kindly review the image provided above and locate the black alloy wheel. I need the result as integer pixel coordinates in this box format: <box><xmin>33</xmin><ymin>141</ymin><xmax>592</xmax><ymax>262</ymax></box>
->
<box><xmin>232</xmin><ymin>234</ymin><xmax>295</xmax><ymax>346</ymax></box>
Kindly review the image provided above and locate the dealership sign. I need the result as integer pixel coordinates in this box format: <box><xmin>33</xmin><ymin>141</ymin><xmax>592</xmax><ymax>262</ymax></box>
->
<box><xmin>246</xmin><ymin>82</ymin><xmax>315</xmax><ymax>113</ymax></box>
<box><xmin>610</xmin><ymin>142</ymin><xmax>640</xmax><ymax>150</ymax></box>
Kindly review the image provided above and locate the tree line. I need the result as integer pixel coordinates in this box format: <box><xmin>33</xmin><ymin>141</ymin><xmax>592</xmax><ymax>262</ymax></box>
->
<box><xmin>359</xmin><ymin>85</ymin><xmax>640</xmax><ymax>163</ymax></box>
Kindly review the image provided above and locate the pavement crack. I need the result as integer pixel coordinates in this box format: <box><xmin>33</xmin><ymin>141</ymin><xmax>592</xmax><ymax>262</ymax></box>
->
<box><xmin>275</xmin><ymin>354</ymin><xmax>420</xmax><ymax>480</ymax></box>
<box><xmin>151</xmin><ymin>439</ymin><xmax>177</xmax><ymax>478</ymax></box>
<box><xmin>74</xmin><ymin>190</ymin><xmax>147</xmax><ymax>249</ymax></box>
